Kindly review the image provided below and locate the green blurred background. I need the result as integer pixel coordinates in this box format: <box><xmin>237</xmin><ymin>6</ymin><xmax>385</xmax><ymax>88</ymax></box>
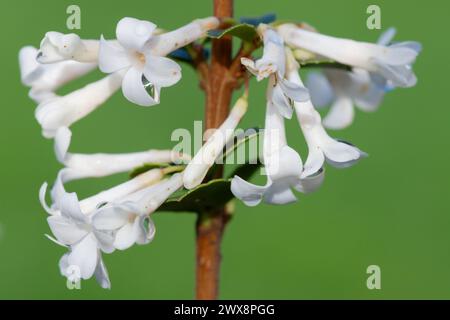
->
<box><xmin>0</xmin><ymin>0</ymin><xmax>449</xmax><ymax>299</ymax></box>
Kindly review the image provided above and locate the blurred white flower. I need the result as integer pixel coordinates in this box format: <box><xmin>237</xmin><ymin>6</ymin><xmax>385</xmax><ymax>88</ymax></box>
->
<box><xmin>277</xmin><ymin>24</ymin><xmax>421</xmax><ymax>88</ymax></box>
<box><xmin>54</xmin><ymin>127</ymin><xmax>189</xmax><ymax>182</ymax></box>
<box><xmin>19</xmin><ymin>46</ymin><xmax>96</xmax><ymax>103</ymax></box>
<box><xmin>183</xmin><ymin>96</ymin><xmax>248</xmax><ymax>190</ymax></box>
<box><xmin>241</xmin><ymin>24</ymin><xmax>309</xmax><ymax>119</ymax></box>
<box><xmin>306</xmin><ymin>28</ymin><xmax>419</xmax><ymax>130</ymax></box>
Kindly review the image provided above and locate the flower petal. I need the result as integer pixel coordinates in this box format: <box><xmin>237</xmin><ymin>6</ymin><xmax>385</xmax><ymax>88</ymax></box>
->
<box><xmin>295</xmin><ymin>168</ymin><xmax>325</xmax><ymax>193</ymax></box>
<box><xmin>322</xmin><ymin>96</ymin><xmax>355</xmax><ymax>130</ymax></box>
<box><xmin>47</xmin><ymin>215</ymin><xmax>88</xmax><ymax>245</ymax></box>
<box><xmin>272</xmin><ymin>83</ymin><xmax>293</xmax><ymax>119</ymax></box>
<box><xmin>306</xmin><ymin>72</ymin><xmax>334</xmax><ymax>108</ymax></box>
<box><xmin>54</xmin><ymin>127</ymin><xmax>72</xmax><ymax>163</ymax></box>
<box><xmin>323</xmin><ymin>140</ymin><xmax>366</xmax><ymax>167</ymax></box>
<box><xmin>377</xmin><ymin>27</ymin><xmax>397</xmax><ymax>46</ymax></box>
<box><xmin>122</xmin><ymin>67</ymin><xmax>159</xmax><ymax>106</ymax></box>
<box><xmin>94</xmin><ymin>256</ymin><xmax>111</xmax><ymax>289</ymax></box>
<box><xmin>143</xmin><ymin>55</ymin><xmax>181</xmax><ymax>88</ymax></box>
<box><xmin>99</xmin><ymin>35</ymin><xmax>130</xmax><ymax>73</ymax></box>
<box><xmin>116</xmin><ymin>17</ymin><xmax>156</xmax><ymax>51</ymax></box>
<box><xmin>67</xmin><ymin>234</ymin><xmax>99</xmax><ymax>280</ymax></box>
<box><xmin>92</xmin><ymin>205</ymin><xmax>130</xmax><ymax>230</ymax></box>
<box><xmin>279</xmin><ymin>77</ymin><xmax>310</xmax><ymax>103</ymax></box>
<box><xmin>264</xmin><ymin>182</ymin><xmax>297</xmax><ymax>205</ymax></box>
<box><xmin>230</xmin><ymin>176</ymin><xmax>268</xmax><ymax>207</ymax></box>
<box><xmin>114</xmin><ymin>220</ymin><xmax>140</xmax><ymax>250</ymax></box>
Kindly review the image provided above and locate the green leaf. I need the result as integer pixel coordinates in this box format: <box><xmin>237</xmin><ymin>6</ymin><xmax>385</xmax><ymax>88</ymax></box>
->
<box><xmin>129</xmin><ymin>163</ymin><xmax>170</xmax><ymax>178</ymax></box>
<box><xmin>207</xmin><ymin>23</ymin><xmax>259</xmax><ymax>43</ymax></box>
<box><xmin>205</xmin><ymin>128</ymin><xmax>262</xmax><ymax>180</ymax></box>
<box><xmin>301</xmin><ymin>60</ymin><xmax>352</xmax><ymax>71</ymax></box>
<box><xmin>156</xmin><ymin>178</ymin><xmax>233</xmax><ymax>213</ymax></box>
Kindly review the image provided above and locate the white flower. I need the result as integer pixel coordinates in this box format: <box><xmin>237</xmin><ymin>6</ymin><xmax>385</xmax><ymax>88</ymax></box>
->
<box><xmin>41</xmin><ymin>173</ymin><xmax>114</xmax><ymax>288</ymax></box>
<box><xmin>35</xmin><ymin>71</ymin><xmax>124</xmax><ymax>138</ymax></box>
<box><xmin>240</xmin><ymin>24</ymin><xmax>309</xmax><ymax>119</ymax></box>
<box><xmin>306</xmin><ymin>28</ymin><xmax>409</xmax><ymax>130</ymax></box>
<box><xmin>277</xmin><ymin>24</ymin><xmax>421</xmax><ymax>88</ymax></box>
<box><xmin>183</xmin><ymin>96</ymin><xmax>248</xmax><ymax>189</ymax></box>
<box><xmin>92</xmin><ymin>173</ymin><xmax>183</xmax><ymax>250</ymax></box>
<box><xmin>285</xmin><ymin>49</ymin><xmax>366</xmax><ymax>177</ymax></box>
<box><xmin>37</xmin><ymin>32</ymin><xmax>100</xmax><ymax>63</ymax></box>
<box><xmin>99</xmin><ymin>17</ymin><xmax>219</xmax><ymax>107</ymax></box>
<box><xmin>54</xmin><ymin>127</ymin><xmax>189</xmax><ymax>182</ymax></box>
<box><xmin>231</xmin><ymin>82</ymin><xmax>324</xmax><ymax>206</ymax></box>
<box><xmin>19</xmin><ymin>46</ymin><xmax>96</xmax><ymax>103</ymax></box>
<box><xmin>40</xmin><ymin>166</ymin><xmax>170</xmax><ymax>287</ymax></box>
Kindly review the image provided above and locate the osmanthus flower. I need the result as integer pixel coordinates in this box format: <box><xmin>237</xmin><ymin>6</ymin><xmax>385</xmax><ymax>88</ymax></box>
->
<box><xmin>99</xmin><ymin>17</ymin><xmax>219</xmax><ymax>106</ymax></box>
<box><xmin>183</xmin><ymin>96</ymin><xmax>248</xmax><ymax>190</ymax></box>
<box><xmin>40</xmin><ymin>167</ymin><xmax>171</xmax><ymax>287</ymax></box>
<box><xmin>277</xmin><ymin>23</ymin><xmax>421</xmax><ymax>88</ymax></box>
<box><xmin>231</xmin><ymin>81</ymin><xmax>324</xmax><ymax>206</ymax></box>
<box><xmin>19</xmin><ymin>46</ymin><xmax>96</xmax><ymax>103</ymax></box>
<box><xmin>34</xmin><ymin>71</ymin><xmax>124</xmax><ymax>138</ymax></box>
<box><xmin>306</xmin><ymin>28</ymin><xmax>421</xmax><ymax>130</ymax></box>
<box><xmin>92</xmin><ymin>173</ymin><xmax>183</xmax><ymax>250</ymax></box>
<box><xmin>285</xmin><ymin>49</ymin><xmax>366</xmax><ymax>177</ymax></box>
<box><xmin>240</xmin><ymin>24</ymin><xmax>309</xmax><ymax>119</ymax></box>
<box><xmin>54</xmin><ymin>127</ymin><xmax>190</xmax><ymax>182</ymax></box>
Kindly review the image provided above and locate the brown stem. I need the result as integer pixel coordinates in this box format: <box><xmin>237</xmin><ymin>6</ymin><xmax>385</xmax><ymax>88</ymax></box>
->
<box><xmin>195</xmin><ymin>0</ymin><xmax>234</xmax><ymax>300</ymax></box>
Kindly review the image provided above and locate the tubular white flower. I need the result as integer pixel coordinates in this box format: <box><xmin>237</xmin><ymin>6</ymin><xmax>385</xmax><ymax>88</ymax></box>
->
<box><xmin>19</xmin><ymin>46</ymin><xmax>96</xmax><ymax>103</ymax></box>
<box><xmin>99</xmin><ymin>17</ymin><xmax>218</xmax><ymax>107</ymax></box>
<box><xmin>240</xmin><ymin>24</ymin><xmax>309</xmax><ymax>119</ymax></box>
<box><xmin>54</xmin><ymin>127</ymin><xmax>189</xmax><ymax>182</ymax></box>
<box><xmin>92</xmin><ymin>173</ymin><xmax>183</xmax><ymax>250</ymax></box>
<box><xmin>306</xmin><ymin>28</ymin><xmax>401</xmax><ymax>130</ymax></box>
<box><xmin>285</xmin><ymin>50</ymin><xmax>366</xmax><ymax>177</ymax></box>
<box><xmin>35</xmin><ymin>71</ymin><xmax>124</xmax><ymax>138</ymax></box>
<box><xmin>231</xmin><ymin>82</ymin><xmax>324</xmax><ymax>207</ymax></box>
<box><xmin>37</xmin><ymin>32</ymin><xmax>100</xmax><ymax>63</ymax></box>
<box><xmin>183</xmin><ymin>96</ymin><xmax>248</xmax><ymax>190</ymax></box>
<box><xmin>277</xmin><ymin>24</ymin><xmax>421</xmax><ymax>88</ymax></box>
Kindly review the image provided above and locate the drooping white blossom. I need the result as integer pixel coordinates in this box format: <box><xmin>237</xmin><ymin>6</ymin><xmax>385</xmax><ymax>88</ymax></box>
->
<box><xmin>183</xmin><ymin>96</ymin><xmax>248</xmax><ymax>189</ymax></box>
<box><xmin>99</xmin><ymin>17</ymin><xmax>219</xmax><ymax>106</ymax></box>
<box><xmin>285</xmin><ymin>49</ymin><xmax>366</xmax><ymax>177</ymax></box>
<box><xmin>277</xmin><ymin>23</ymin><xmax>421</xmax><ymax>88</ymax></box>
<box><xmin>231</xmin><ymin>80</ymin><xmax>324</xmax><ymax>206</ymax></box>
<box><xmin>19</xmin><ymin>46</ymin><xmax>96</xmax><ymax>103</ymax></box>
<box><xmin>54</xmin><ymin>127</ymin><xmax>189</xmax><ymax>182</ymax></box>
<box><xmin>241</xmin><ymin>24</ymin><xmax>309</xmax><ymax>119</ymax></box>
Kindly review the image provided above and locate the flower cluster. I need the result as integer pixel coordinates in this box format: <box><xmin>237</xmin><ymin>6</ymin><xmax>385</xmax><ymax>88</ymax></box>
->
<box><xmin>19</xmin><ymin>16</ymin><xmax>420</xmax><ymax>288</ymax></box>
<box><xmin>228</xmin><ymin>24</ymin><xmax>420</xmax><ymax>205</ymax></box>
<box><xmin>20</xmin><ymin>16</ymin><xmax>219</xmax><ymax>288</ymax></box>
